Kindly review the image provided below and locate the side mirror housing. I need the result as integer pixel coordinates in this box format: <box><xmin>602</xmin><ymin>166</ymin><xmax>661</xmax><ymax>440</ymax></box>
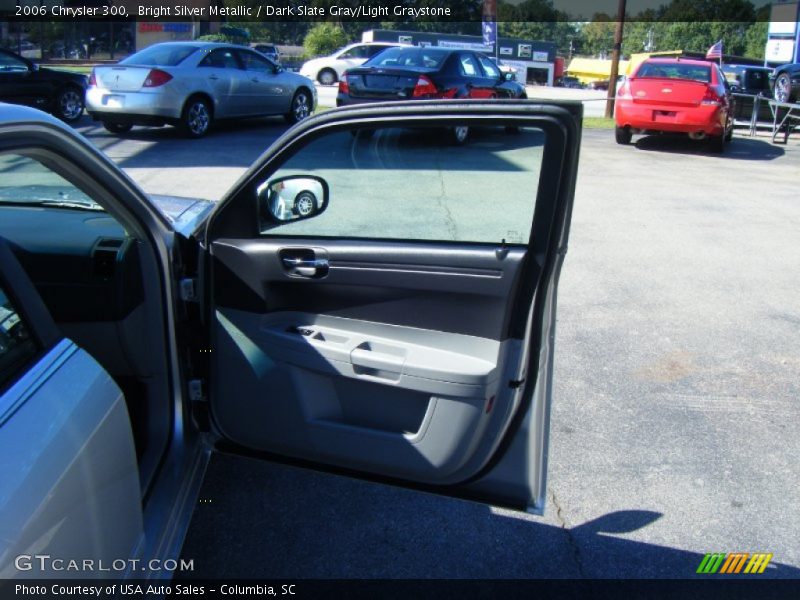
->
<box><xmin>259</xmin><ymin>175</ymin><xmax>328</xmax><ymax>223</ymax></box>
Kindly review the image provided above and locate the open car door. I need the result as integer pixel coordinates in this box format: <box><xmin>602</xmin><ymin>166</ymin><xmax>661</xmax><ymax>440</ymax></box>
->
<box><xmin>200</xmin><ymin>101</ymin><xmax>581</xmax><ymax>512</ymax></box>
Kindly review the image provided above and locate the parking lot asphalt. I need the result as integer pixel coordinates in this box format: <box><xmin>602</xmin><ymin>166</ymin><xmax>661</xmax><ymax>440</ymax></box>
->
<box><xmin>76</xmin><ymin>115</ymin><xmax>800</xmax><ymax>578</ymax></box>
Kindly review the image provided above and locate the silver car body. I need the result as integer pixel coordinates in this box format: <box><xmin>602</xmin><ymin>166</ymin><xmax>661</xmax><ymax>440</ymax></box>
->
<box><xmin>86</xmin><ymin>42</ymin><xmax>316</xmax><ymax>126</ymax></box>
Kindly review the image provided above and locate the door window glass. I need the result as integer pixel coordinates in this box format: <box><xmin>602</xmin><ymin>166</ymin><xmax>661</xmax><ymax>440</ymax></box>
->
<box><xmin>239</xmin><ymin>50</ymin><xmax>274</xmax><ymax>73</ymax></box>
<box><xmin>459</xmin><ymin>54</ymin><xmax>481</xmax><ymax>77</ymax></box>
<box><xmin>0</xmin><ymin>52</ymin><xmax>29</xmax><ymax>72</ymax></box>
<box><xmin>198</xmin><ymin>49</ymin><xmax>239</xmax><ymax>69</ymax></box>
<box><xmin>256</xmin><ymin>124</ymin><xmax>545</xmax><ymax>245</ymax></box>
<box><xmin>478</xmin><ymin>56</ymin><xmax>501</xmax><ymax>78</ymax></box>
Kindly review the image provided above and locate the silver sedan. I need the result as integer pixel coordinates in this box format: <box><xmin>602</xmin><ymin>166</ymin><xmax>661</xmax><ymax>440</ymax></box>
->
<box><xmin>86</xmin><ymin>41</ymin><xmax>317</xmax><ymax>137</ymax></box>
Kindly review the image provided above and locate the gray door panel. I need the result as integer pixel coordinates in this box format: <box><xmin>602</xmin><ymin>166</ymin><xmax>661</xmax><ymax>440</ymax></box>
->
<box><xmin>211</xmin><ymin>238</ymin><xmax>526</xmax><ymax>339</ymax></box>
<box><xmin>209</xmin><ymin>238</ymin><xmax>528</xmax><ymax>483</ymax></box>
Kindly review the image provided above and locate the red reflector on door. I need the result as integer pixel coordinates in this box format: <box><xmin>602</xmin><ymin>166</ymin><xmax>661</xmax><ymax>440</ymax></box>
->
<box><xmin>485</xmin><ymin>396</ymin><xmax>495</xmax><ymax>414</ymax></box>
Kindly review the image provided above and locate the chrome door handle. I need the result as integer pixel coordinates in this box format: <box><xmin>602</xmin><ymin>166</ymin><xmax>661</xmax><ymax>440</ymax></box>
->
<box><xmin>282</xmin><ymin>257</ymin><xmax>329</xmax><ymax>277</ymax></box>
<box><xmin>282</xmin><ymin>258</ymin><xmax>329</xmax><ymax>269</ymax></box>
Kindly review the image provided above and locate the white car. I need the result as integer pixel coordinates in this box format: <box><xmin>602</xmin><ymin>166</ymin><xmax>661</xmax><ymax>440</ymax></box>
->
<box><xmin>299</xmin><ymin>42</ymin><xmax>399</xmax><ymax>85</ymax></box>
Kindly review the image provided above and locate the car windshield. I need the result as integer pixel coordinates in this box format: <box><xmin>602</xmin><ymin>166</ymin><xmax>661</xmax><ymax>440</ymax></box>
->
<box><xmin>365</xmin><ymin>47</ymin><xmax>449</xmax><ymax>70</ymax></box>
<box><xmin>636</xmin><ymin>62</ymin><xmax>711</xmax><ymax>83</ymax></box>
<box><xmin>122</xmin><ymin>44</ymin><xmax>200</xmax><ymax>67</ymax></box>
<box><xmin>0</xmin><ymin>154</ymin><xmax>102</xmax><ymax>210</ymax></box>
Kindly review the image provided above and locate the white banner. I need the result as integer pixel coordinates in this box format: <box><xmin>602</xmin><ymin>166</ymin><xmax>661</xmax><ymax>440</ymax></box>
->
<box><xmin>766</xmin><ymin>38</ymin><xmax>796</xmax><ymax>62</ymax></box>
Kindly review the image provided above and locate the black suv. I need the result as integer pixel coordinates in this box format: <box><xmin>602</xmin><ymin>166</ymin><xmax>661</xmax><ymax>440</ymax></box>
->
<box><xmin>723</xmin><ymin>64</ymin><xmax>773</xmax><ymax>122</ymax></box>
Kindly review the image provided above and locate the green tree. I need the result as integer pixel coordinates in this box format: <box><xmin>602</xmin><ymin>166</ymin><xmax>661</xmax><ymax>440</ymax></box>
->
<box><xmin>744</xmin><ymin>21</ymin><xmax>768</xmax><ymax>60</ymax></box>
<box><xmin>303</xmin><ymin>22</ymin><xmax>349</xmax><ymax>57</ymax></box>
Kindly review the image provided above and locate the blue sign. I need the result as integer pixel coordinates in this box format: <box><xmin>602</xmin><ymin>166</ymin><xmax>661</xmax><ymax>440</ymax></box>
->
<box><xmin>482</xmin><ymin>21</ymin><xmax>496</xmax><ymax>46</ymax></box>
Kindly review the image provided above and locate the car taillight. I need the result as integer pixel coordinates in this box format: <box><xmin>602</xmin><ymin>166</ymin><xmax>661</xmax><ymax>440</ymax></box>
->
<box><xmin>412</xmin><ymin>75</ymin><xmax>438</xmax><ymax>98</ymax></box>
<box><xmin>701</xmin><ymin>87</ymin><xmax>722</xmax><ymax>106</ymax></box>
<box><xmin>616</xmin><ymin>83</ymin><xmax>631</xmax><ymax>99</ymax></box>
<box><xmin>338</xmin><ymin>74</ymin><xmax>350</xmax><ymax>95</ymax></box>
<box><xmin>143</xmin><ymin>69</ymin><xmax>173</xmax><ymax>88</ymax></box>
<box><xmin>88</xmin><ymin>69</ymin><xmax>96</xmax><ymax>87</ymax></box>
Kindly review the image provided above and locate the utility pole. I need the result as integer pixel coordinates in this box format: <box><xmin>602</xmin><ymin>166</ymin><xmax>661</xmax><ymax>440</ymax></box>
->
<box><xmin>605</xmin><ymin>0</ymin><xmax>627</xmax><ymax>119</ymax></box>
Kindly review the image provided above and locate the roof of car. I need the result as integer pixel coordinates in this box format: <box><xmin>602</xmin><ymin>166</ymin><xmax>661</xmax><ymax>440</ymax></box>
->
<box><xmin>0</xmin><ymin>103</ymin><xmax>67</xmax><ymax>128</ymax></box>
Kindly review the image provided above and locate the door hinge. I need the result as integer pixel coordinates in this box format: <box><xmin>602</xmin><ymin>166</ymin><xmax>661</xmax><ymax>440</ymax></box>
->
<box><xmin>179</xmin><ymin>277</ymin><xmax>198</xmax><ymax>302</ymax></box>
<box><xmin>188</xmin><ymin>379</ymin><xmax>206</xmax><ymax>402</ymax></box>
<box><xmin>509</xmin><ymin>378</ymin><xmax>526</xmax><ymax>389</ymax></box>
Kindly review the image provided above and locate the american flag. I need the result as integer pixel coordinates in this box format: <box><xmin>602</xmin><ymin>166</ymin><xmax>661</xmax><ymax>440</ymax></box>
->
<box><xmin>706</xmin><ymin>40</ymin><xmax>723</xmax><ymax>60</ymax></box>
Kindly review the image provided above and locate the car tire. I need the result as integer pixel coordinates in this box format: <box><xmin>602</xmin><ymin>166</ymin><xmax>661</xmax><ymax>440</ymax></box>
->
<box><xmin>773</xmin><ymin>72</ymin><xmax>794</xmax><ymax>103</ymax></box>
<box><xmin>615</xmin><ymin>126</ymin><xmax>632</xmax><ymax>145</ymax></box>
<box><xmin>452</xmin><ymin>125</ymin><xmax>470</xmax><ymax>145</ymax></box>
<box><xmin>318</xmin><ymin>69</ymin><xmax>337</xmax><ymax>86</ymax></box>
<box><xmin>180</xmin><ymin>96</ymin><xmax>212</xmax><ymax>138</ymax></box>
<box><xmin>54</xmin><ymin>86</ymin><xmax>84</xmax><ymax>123</ymax></box>
<box><xmin>103</xmin><ymin>121</ymin><xmax>133</xmax><ymax>134</ymax></box>
<box><xmin>285</xmin><ymin>89</ymin><xmax>312</xmax><ymax>124</ymax></box>
<box><xmin>709</xmin><ymin>134</ymin><xmax>725</xmax><ymax>154</ymax></box>
<box><xmin>724</xmin><ymin>118</ymin><xmax>733</xmax><ymax>142</ymax></box>
<box><xmin>293</xmin><ymin>191</ymin><xmax>317</xmax><ymax>217</ymax></box>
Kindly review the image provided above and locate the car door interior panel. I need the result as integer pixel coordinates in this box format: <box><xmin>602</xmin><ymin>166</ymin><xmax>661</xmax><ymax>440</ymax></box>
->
<box><xmin>209</xmin><ymin>237</ymin><xmax>527</xmax><ymax>483</ymax></box>
<box><xmin>204</xmin><ymin>104</ymin><xmax>581</xmax><ymax>508</ymax></box>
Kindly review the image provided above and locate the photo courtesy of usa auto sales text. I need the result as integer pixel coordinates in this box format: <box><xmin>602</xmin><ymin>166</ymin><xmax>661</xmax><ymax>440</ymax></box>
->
<box><xmin>15</xmin><ymin>584</ymin><xmax>298</xmax><ymax>596</ymax></box>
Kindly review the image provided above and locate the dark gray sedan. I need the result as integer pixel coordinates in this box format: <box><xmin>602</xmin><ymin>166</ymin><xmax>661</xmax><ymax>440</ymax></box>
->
<box><xmin>86</xmin><ymin>42</ymin><xmax>316</xmax><ymax>137</ymax></box>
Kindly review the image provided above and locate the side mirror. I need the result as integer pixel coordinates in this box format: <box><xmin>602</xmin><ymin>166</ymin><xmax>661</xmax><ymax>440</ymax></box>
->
<box><xmin>259</xmin><ymin>175</ymin><xmax>328</xmax><ymax>222</ymax></box>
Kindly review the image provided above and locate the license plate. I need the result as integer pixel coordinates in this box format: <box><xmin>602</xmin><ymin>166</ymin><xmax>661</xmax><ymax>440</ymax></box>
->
<box><xmin>103</xmin><ymin>95</ymin><xmax>124</xmax><ymax>108</ymax></box>
<box><xmin>653</xmin><ymin>110</ymin><xmax>677</xmax><ymax>120</ymax></box>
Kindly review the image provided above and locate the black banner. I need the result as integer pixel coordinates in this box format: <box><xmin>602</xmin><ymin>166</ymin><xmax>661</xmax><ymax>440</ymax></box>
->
<box><xmin>0</xmin><ymin>0</ymin><xmax>779</xmax><ymax>23</ymax></box>
<box><xmin>2</xmin><ymin>579</ymin><xmax>800</xmax><ymax>600</ymax></box>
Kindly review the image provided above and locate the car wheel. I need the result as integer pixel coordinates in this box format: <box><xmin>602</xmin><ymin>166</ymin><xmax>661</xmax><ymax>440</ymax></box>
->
<box><xmin>103</xmin><ymin>121</ymin><xmax>133</xmax><ymax>134</ymax></box>
<box><xmin>181</xmin><ymin>97</ymin><xmax>212</xmax><ymax>138</ymax></box>
<box><xmin>708</xmin><ymin>134</ymin><xmax>725</xmax><ymax>154</ymax></box>
<box><xmin>773</xmin><ymin>72</ymin><xmax>794</xmax><ymax>103</ymax></box>
<box><xmin>615</xmin><ymin>126</ymin><xmax>632</xmax><ymax>145</ymax></box>
<box><xmin>54</xmin><ymin>87</ymin><xmax>84</xmax><ymax>123</ymax></box>
<box><xmin>294</xmin><ymin>191</ymin><xmax>317</xmax><ymax>217</ymax></box>
<box><xmin>285</xmin><ymin>90</ymin><xmax>312</xmax><ymax>124</ymax></box>
<box><xmin>452</xmin><ymin>125</ymin><xmax>470</xmax><ymax>145</ymax></box>
<box><xmin>318</xmin><ymin>69</ymin><xmax>337</xmax><ymax>86</ymax></box>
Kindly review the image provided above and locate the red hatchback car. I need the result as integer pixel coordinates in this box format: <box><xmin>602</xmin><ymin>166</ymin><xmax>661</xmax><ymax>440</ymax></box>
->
<box><xmin>615</xmin><ymin>58</ymin><xmax>734</xmax><ymax>152</ymax></box>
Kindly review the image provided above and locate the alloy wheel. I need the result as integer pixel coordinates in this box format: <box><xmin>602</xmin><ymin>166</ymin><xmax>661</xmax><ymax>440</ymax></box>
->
<box><xmin>58</xmin><ymin>89</ymin><xmax>84</xmax><ymax>122</ymax></box>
